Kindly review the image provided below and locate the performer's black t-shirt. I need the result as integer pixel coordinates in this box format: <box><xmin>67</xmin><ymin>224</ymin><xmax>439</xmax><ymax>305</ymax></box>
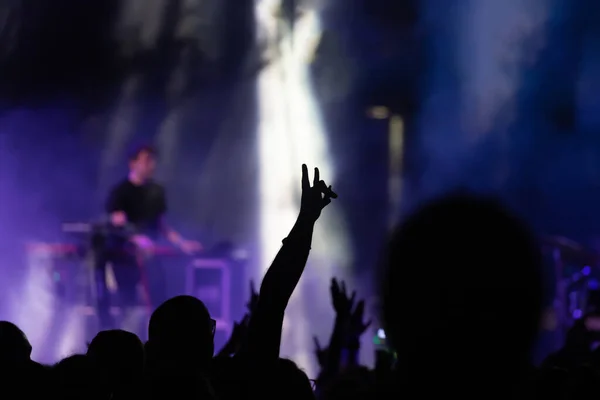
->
<box><xmin>106</xmin><ymin>179</ymin><xmax>167</xmax><ymax>238</ymax></box>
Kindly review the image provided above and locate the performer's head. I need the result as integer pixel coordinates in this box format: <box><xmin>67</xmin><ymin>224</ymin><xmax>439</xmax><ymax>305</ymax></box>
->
<box><xmin>128</xmin><ymin>144</ymin><xmax>157</xmax><ymax>181</ymax></box>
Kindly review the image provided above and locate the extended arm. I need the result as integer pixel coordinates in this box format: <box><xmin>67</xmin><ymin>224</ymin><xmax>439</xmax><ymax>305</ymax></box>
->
<box><xmin>158</xmin><ymin>188</ymin><xmax>202</xmax><ymax>253</ymax></box>
<box><xmin>240</xmin><ymin>165</ymin><xmax>336</xmax><ymax>364</ymax></box>
<box><xmin>106</xmin><ymin>185</ymin><xmax>128</xmax><ymax>227</ymax></box>
<box><xmin>160</xmin><ymin>217</ymin><xmax>182</xmax><ymax>245</ymax></box>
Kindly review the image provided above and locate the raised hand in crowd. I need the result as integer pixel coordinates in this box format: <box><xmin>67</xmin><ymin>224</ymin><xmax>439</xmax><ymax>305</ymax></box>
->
<box><xmin>313</xmin><ymin>335</ymin><xmax>328</xmax><ymax>370</ymax></box>
<box><xmin>315</xmin><ymin>278</ymin><xmax>370</xmax><ymax>388</ymax></box>
<box><xmin>345</xmin><ymin>300</ymin><xmax>371</xmax><ymax>368</ymax></box>
<box><xmin>299</xmin><ymin>164</ymin><xmax>337</xmax><ymax>223</ymax></box>
<box><xmin>348</xmin><ymin>300</ymin><xmax>371</xmax><ymax>347</ymax></box>
<box><xmin>240</xmin><ymin>164</ymin><xmax>336</xmax><ymax>364</ymax></box>
<box><xmin>217</xmin><ymin>314</ymin><xmax>250</xmax><ymax>358</ymax></box>
<box><xmin>331</xmin><ymin>278</ymin><xmax>356</xmax><ymax>318</ymax></box>
<box><xmin>313</xmin><ymin>278</ymin><xmax>356</xmax><ymax>371</ymax></box>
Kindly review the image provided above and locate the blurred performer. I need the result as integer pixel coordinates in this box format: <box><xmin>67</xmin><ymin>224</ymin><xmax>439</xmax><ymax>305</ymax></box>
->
<box><xmin>94</xmin><ymin>144</ymin><xmax>202</xmax><ymax>330</ymax></box>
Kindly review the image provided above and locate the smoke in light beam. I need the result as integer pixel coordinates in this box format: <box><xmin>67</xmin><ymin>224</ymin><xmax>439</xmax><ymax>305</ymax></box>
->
<box><xmin>255</xmin><ymin>0</ymin><xmax>352</xmax><ymax>378</ymax></box>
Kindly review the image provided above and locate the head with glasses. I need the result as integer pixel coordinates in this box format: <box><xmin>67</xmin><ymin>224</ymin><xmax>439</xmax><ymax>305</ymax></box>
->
<box><xmin>147</xmin><ymin>295</ymin><xmax>215</xmax><ymax>371</ymax></box>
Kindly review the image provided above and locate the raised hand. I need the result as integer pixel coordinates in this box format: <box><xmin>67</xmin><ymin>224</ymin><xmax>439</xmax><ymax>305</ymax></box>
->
<box><xmin>230</xmin><ymin>314</ymin><xmax>250</xmax><ymax>348</ymax></box>
<box><xmin>246</xmin><ymin>280</ymin><xmax>259</xmax><ymax>315</ymax></box>
<box><xmin>313</xmin><ymin>335</ymin><xmax>328</xmax><ymax>368</ymax></box>
<box><xmin>300</xmin><ymin>164</ymin><xmax>337</xmax><ymax>223</ymax></box>
<box><xmin>349</xmin><ymin>300</ymin><xmax>372</xmax><ymax>338</ymax></box>
<box><xmin>330</xmin><ymin>278</ymin><xmax>356</xmax><ymax>317</ymax></box>
<box><xmin>219</xmin><ymin>314</ymin><xmax>250</xmax><ymax>357</ymax></box>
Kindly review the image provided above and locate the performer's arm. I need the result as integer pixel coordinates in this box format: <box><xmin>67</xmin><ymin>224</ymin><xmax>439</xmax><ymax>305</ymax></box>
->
<box><xmin>160</xmin><ymin>218</ymin><xmax>183</xmax><ymax>246</ymax></box>
<box><xmin>106</xmin><ymin>185</ymin><xmax>128</xmax><ymax>227</ymax></box>
<box><xmin>160</xmin><ymin>216</ymin><xmax>202</xmax><ymax>254</ymax></box>
<box><xmin>105</xmin><ymin>183</ymin><xmax>153</xmax><ymax>250</ymax></box>
<box><xmin>158</xmin><ymin>186</ymin><xmax>202</xmax><ymax>253</ymax></box>
<box><xmin>155</xmin><ymin>187</ymin><xmax>180</xmax><ymax>244</ymax></box>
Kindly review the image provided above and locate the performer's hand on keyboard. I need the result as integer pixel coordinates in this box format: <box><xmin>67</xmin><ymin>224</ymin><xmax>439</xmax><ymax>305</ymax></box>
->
<box><xmin>179</xmin><ymin>239</ymin><xmax>203</xmax><ymax>255</ymax></box>
<box><xmin>131</xmin><ymin>234</ymin><xmax>155</xmax><ymax>253</ymax></box>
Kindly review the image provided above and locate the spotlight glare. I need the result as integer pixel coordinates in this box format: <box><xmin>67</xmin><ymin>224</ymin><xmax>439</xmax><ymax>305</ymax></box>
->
<box><xmin>255</xmin><ymin>0</ymin><xmax>352</xmax><ymax>378</ymax></box>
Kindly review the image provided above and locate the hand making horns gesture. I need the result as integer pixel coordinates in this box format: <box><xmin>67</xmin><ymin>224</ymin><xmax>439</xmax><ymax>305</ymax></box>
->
<box><xmin>300</xmin><ymin>164</ymin><xmax>337</xmax><ymax>222</ymax></box>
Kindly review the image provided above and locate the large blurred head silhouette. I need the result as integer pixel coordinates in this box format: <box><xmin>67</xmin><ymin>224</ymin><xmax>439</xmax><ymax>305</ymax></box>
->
<box><xmin>382</xmin><ymin>193</ymin><xmax>542</xmax><ymax>377</ymax></box>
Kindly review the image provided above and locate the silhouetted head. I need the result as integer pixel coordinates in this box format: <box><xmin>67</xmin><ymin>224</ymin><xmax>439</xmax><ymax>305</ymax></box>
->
<box><xmin>0</xmin><ymin>321</ymin><xmax>31</xmax><ymax>367</ymax></box>
<box><xmin>322</xmin><ymin>366</ymin><xmax>373</xmax><ymax>400</ymax></box>
<box><xmin>87</xmin><ymin>329</ymin><xmax>144</xmax><ymax>389</ymax></box>
<box><xmin>383</xmin><ymin>193</ymin><xmax>542</xmax><ymax>375</ymax></box>
<box><xmin>128</xmin><ymin>143</ymin><xmax>157</xmax><ymax>181</ymax></box>
<box><xmin>148</xmin><ymin>295</ymin><xmax>215</xmax><ymax>370</ymax></box>
<box><xmin>53</xmin><ymin>354</ymin><xmax>94</xmax><ymax>398</ymax></box>
<box><xmin>270</xmin><ymin>359</ymin><xmax>315</xmax><ymax>400</ymax></box>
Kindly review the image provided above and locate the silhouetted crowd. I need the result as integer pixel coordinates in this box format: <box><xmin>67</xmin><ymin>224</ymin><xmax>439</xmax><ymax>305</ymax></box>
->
<box><xmin>0</xmin><ymin>165</ymin><xmax>596</xmax><ymax>400</ymax></box>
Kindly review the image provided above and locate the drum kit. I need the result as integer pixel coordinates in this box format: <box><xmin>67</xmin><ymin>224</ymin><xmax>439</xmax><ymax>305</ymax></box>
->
<box><xmin>541</xmin><ymin>235</ymin><xmax>600</xmax><ymax>347</ymax></box>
